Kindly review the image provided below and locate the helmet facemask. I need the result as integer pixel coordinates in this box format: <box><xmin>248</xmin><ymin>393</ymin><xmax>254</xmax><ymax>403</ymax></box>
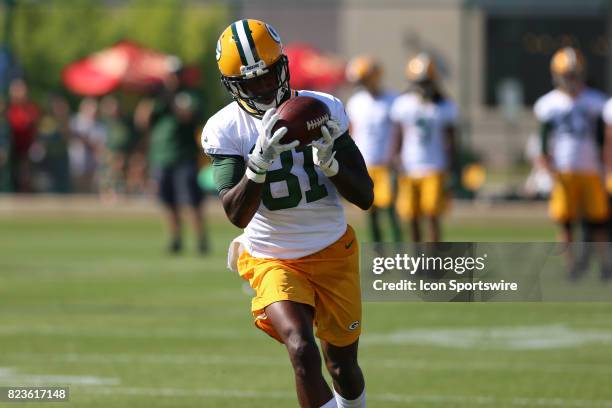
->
<box><xmin>411</xmin><ymin>79</ymin><xmax>441</xmax><ymax>102</ymax></box>
<box><xmin>550</xmin><ymin>47</ymin><xmax>586</xmax><ymax>96</ymax></box>
<box><xmin>553</xmin><ymin>71</ymin><xmax>584</xmax><ymax>96</ymax></box>
<box><xmin>222</xmin><ymin>55</ymin><xmax>290</xmax><ymax>118</ymax></box>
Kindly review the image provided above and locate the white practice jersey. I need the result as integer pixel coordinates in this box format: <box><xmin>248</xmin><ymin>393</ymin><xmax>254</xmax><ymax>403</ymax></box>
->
<box><xmin>202</xmin><ymin>90</ymin><xmax>348</xmax><ymax>259</ymax></box>
<box><xmin>390</xmin><ymin>93</ymin><xmax>458</xmax><ymax>175</ymax></box>
<box><xmin>602</xmin><ymin>97</ymin><xmax>612</xmax><ymax>126</ymax></box>
<box><xmin>346</xmin><ymin>89</ymin><xmax>397</xmax><ymax>166</ymax></box>
<box><xmin>533</xmin><ymin>88</ymin><xmax>606</xmax><ymax>173</ymax></box>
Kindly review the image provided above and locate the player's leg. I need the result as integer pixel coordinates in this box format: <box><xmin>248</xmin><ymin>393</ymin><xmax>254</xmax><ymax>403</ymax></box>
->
<box><xmin>387</xmin><ymin>206</ymin><xmax>403</xmax><ymax>242</ymax></box>
<box><xmin>422</xmin><ymin>173</ymin><xmax>446</xmax><ymax>242</ymax></box>
<box><xmin>410</xmin><ymin>216</ymin><xmax>422</xmax><ymax>242</ymax></box>
<box><xmin>559</xmin><ymin>221</ymin><xmax>573</xmax><ymax>243</ymax></box>
<box><xmin>377</xmin><ymin>166</ymin><xmax>400</xmax><ymax>242</ymax></box>
<box><xmin>368</xmin><ymin>206</ymin><xmax>382</xmax><ymax>242</ymax></box>
<box><xmin>407</xmin><ymin>178</ymin><xmax>421</xmax><ymax>242</ymax></box>
<box><xmin>182</xmin><ymin>160</ymin><xmax>209</xmax><ymax>254</ymax></box>
<box><xmin>265</xmin><ymin>300</ymin><xmax>334</xmax><ymax>408</ymax></box>
<box><xmin>157</xmin><ymin>165</ymin><xmax>182</xmax><ymax>253</ymax></box>
<box><xmin>396</xmin><ymin>175</ymin><xmax>417</xmax><ymax>241</ymax></box>
<box><xmin>428</xmin><ymin>216</ymin><xmax>441</xmax><ymax>242</ymax></box>
<box><xmin>387</xmin><ymin>169</ymin><xmax>403</xmax><ymax>242</ymax></box>
<box><xmin>549</xmin><ymin>173</ymin><xmax>581</xmax><ymax>276</ymax></box>
<box><xmin>580</xmin><ymin>174</ymin><xmax>611</xmax><ymax>280</ymax></box>
<box><xmin>321</xmin><ymin>339</ymin><xmax>365</xmax><ymax>407</ymax></box>
<box><xmin>368</xmin><ymin>166</ymin><xmax>392</xmax><ymax>242</ymax></box>
<box><xmin>308</xmin><ymin>225</ymin><xmax>363</xmax><ymax>406</ymax></box>
<box><xmin>550</xmin><ymin>173</ymin><xmax>577</xmax><ymax>244</ymax></box>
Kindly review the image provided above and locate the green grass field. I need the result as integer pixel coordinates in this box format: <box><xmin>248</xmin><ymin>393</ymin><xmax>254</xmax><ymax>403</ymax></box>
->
<box><xmin>1</xmin><ymin>203</ymin><xmax>612</xmax><ymax>407</ymax></box>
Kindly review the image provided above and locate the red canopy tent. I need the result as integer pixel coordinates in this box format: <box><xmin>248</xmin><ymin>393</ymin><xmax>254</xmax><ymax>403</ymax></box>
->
<box><xmin>284</xmin><ymin>43</ymin><xmax>345</xmax><ymax>91</ymax></box>
<box><xmin>62</xmin><ymin>41</ymin><xmax>181</xmax><ymax>96</ymax></box>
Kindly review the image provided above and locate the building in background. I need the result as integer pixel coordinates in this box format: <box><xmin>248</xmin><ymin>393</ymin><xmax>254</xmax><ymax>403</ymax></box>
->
<box><xmin>239</xmin><ymin>0</ymin><xmax>611</xmax><ymax>169</ymax></box>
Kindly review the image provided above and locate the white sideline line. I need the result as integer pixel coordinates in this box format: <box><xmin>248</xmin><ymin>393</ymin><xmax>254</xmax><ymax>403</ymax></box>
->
<box><xmin>8</xmin><ymin>352</ymin><xmax>283</xmax><ymax>367</ymax></box>
<box><xmin>4</xmin><ymin>324</ymin><xmax>612</xmax><ymax>350</ymax></box>
<box><xmin>0</xmin><ymin>326</ymin><xmax>257</xmax><ymax>340</ymax></box>
<box><xmin>7</xmin><ymin>352</ymin><xmax>612</xmax><ymax>374</ymax></box>
<box><xmin>2</xmin><ymin>363</ymin><xmax>610</xmax><ymax>406</ymax></box>
<box><xmin>362</xmin><ymin>325</ymin><xmax>612</xmax><ymax>350</ymax></box>
<box><xmin>84</xmin><ymin>386</ymin><xmax>612</xmax><ymax>407</ymax></box>
<box><xmin>0</xmin><ymin>367</ymin><xmax>119</xmax><ymax>386</ymax></box>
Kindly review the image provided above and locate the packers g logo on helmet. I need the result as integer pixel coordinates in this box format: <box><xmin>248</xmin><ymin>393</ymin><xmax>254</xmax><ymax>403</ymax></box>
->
<box><xmin>216</xmin><ymin>19</ymin><xmax>290</xmax><ymax>117</ymax></box>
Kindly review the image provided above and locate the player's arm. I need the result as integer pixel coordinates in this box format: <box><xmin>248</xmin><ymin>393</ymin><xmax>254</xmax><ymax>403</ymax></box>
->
<box><xmin>211</xmin><ymin>155</ymin><xmax>265</xmax><ymax>228</ymax></box>
<box><xmin>605</xmin><ymin>119</ymin><xmax>612</xmax><ymax>175</ymax></box>
<box><xmin>210</xmin><ymin>108</ymin><xmax>296</xmax><ymax>229</ymax></box>
<box><xmin>537</xmin><ymin>121</ymin><xmax>554</xmax><ymax>172</ymax></box>
<box><xmin>595</xmin><ymin>114</ymin><xmax>606</xmax><ymax>168</ymax></box>
<box><xmin>331</xmin><ymin>138</ymin><xmax>374</xmax><ymax>210</ymax></box>
<box><xmin>313</xmin><ymin>122</ymin><xmax>373</xmax><ymax>210</ymax></box>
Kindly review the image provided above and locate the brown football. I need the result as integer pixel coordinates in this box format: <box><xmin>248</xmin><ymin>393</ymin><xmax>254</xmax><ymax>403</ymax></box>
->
<box><xmin>272</xmin><ymin>96</ymin><xmax>331</xmax><ymax>146</ymax></box>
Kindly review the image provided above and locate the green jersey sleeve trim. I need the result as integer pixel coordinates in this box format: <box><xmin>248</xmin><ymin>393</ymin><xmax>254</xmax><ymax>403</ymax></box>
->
<box><xmin>210</xmin><ymin>154</ymin><xmax>245</xmax><ymax>194</ymax></box>
<box><xmin>539</xmin><ymin>121</ymin><xmax>553</xmax><ymax>156</ymax></box>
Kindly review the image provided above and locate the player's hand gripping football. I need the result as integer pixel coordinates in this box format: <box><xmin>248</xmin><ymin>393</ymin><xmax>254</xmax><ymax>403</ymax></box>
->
<box><xmin>246</xmin><ymin>108</ymin><xmax>299</xmax><ymax>183</ymax></box>
<box><xmin>312</xmin><ymin>119</ymin><xmax>341</xmax><ymax>177</ymax></box>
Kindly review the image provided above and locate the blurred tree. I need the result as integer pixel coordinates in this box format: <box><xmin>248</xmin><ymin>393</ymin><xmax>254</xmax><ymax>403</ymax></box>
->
<box><xmin>0</xmin><ymin>0</ymin><xmax>230</xmax><ymax>117</ymax></box>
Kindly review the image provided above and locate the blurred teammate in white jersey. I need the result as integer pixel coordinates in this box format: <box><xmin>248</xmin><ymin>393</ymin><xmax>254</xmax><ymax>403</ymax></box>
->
<box><xmin>534</xmin><ymin>47</ymin><xmax>610</xmax><ymax>280</ymax></box>
<box><xmin>390</xmin><ymin>53</ymin><xmax>458</xmax><ymax>242</ymax></box>
<box><xmin>346</xmin><ymin>56</ymin><xmax>402</xmax><ymax>242</ymax></box>
<box><xmin>603</xmin><ymin>97</ymin><xmax>612</xmax><ymax>239</ymax></box>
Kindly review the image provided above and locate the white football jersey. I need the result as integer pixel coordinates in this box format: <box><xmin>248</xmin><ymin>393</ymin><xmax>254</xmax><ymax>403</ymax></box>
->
<box><xmin>533</xmin><ymin>88</ymin><xmax>606</xmax><ymax>173</ymax></box>
<box><xmin>390</xmin><ymin>93</ymin><xmax>458</xmax><ymax>175</ymax></box>
<box><xmin>346</xmin><ymin>89</ymin><xmax>397</xmax><ymax>166</ymax></box>
<box><xmin>202</xmin><ymin>90</ymin><xmax>348</xmax><ymax>259</ymax></box>
<box><xmin>602</xmin><ymin>97</ymin><xmax>612</xmax><ymax>126</ymax></box>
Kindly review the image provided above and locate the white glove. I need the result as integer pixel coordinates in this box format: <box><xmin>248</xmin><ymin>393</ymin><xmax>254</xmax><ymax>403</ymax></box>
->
<box><xmin>246</xmin><ymin>108</ymin><xmax>298</xmax><ymax>183</ymax></box>
<box><xmin>312</xmin><ymin>119</ymin><xmax>341</xmax><ymax>177</ymax></box>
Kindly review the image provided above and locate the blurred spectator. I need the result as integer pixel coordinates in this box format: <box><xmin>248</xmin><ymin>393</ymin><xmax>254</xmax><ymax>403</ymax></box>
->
<box><xmin>135</xmin><ymin>71</ymin><xmax>208</xmax><ymax>254</ymax></box>
<box><xmin>33</xmin><ymin>95</ymin><xmax>72</xmax><ymax>193</ymax></box>
<box><xmin>6</xmin><ymin>78</ymin><xmax>40</xmax><ymax>192</ymax></box>
<box><xmin>69</xmin><ymin>98</ymin><xmax>106</xmax><ymax>193</ymax></box>
<box><xmin>99</xmin><ymin>95</ymin><xmax>134</xmax><ymax>202</ymax></box>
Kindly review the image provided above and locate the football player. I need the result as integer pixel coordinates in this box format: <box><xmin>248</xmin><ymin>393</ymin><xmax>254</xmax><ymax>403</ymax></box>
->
<box><xmin>345</xmin><ymin>56</ymin><xmax>402</xmax><ymax>243</ymax></box>
<box><xmin>594</xmin><ymin>77</ymin><xmax>612</xmax><ymax>280</ymax></box>
<box><xmin>534</xmin><ymin>47</ymin><xmax>609</xmax><ymax>278</ymax></box>
<box><xmin>202</xmin><ymin>20</ymin><xmax>372</xmax><ymax>408</ymax></box>
<box><xmin>390</xmin><ymin>53</ymin><xmax>458</xmax><ymax>242</ymax></box>
<box><xmin>606</xmin><ymin>98</ymin><xmax>612</xmax><ymax>239</ymax></box>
